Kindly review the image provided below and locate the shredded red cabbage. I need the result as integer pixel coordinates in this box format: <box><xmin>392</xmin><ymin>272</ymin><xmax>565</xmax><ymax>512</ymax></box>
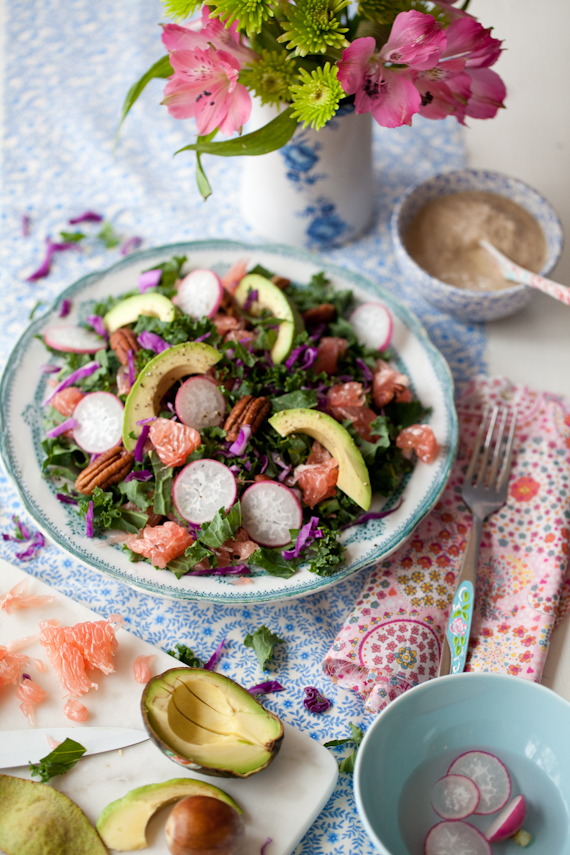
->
<box><xmin>345</xmin><ymin>500</ymin><xmax>403</xmax><ymax>529</ymax></box>
<box><xmin>22</xmin><ymin>673</ymin><xmax>31</xmax><ymax>681</ymax></box>
<box><xmin>22</xmin><ymin>214</ymin><xmax>30</xmax><ymax>237</ymax></box>
<box><xmin>310</xmin><ymin>323</ymin><xmax>327</xmax><ymax>340</ymax></box>
<box><xmin>86</xmin><ymin>314</ymin><xmax>108</xmax><ymax>340</ymax></box>
<box><xmin>301</xmin><ymin>346</ymin><xmax>318</xmax><ymax>370</ymax></box>
<box><xmin>284</xmin><ymin>345</ymin><xmax>306</xmax><ymax>370</ymax></box>
<box><xmin>243</xmin><ymin>288</ymin><xmax>258</xmax><ymax>312</ymax></box>
<box><xmin>190</xmin><ymin>564</ymin><xmax>250</xmax><ymax>577</ymax></box>
<box><xmin>194</xmin><ymin>333</ymin><xmax>211</xmax><ymax>342</ymax></box>
<box><xmin>85</xmin><ymin>501</ymin><xmax>94</xmax><ymax>538</ymax></box>
<box><xmin>134</xmin><ymin>425</ymin><xmax>150</xmax><ymax>464</ymax></box>
<box><xmin>136</xmin><ymin>417</ymin><xmax>156</xmax><ymax>426</ymax></box>
<box><xmin>46</xmin><ymin>418</ymin><xmax>78</xmax><ymax>439</ymax></box>
<box><xmin>204</xmin><ymin>637</ymin><xmax>225</xmax><ymax>671</ymax></box>
<box><xmin>42</xmin><ymin>361</ymin><xmax>100</xmax><ymax>407</ymax></box>
<box><xmin>69</xmin><ymin>211</ymin><xmax>103</xmax><ymax>224</ymax></box>
<box><xmin>41</xmin><ymin>364</ymin><xmax>61</xmax><ymax>374</ymax></box>
<box><xmin>260</xmin><ymin>838</ymin><xmax>273</xmax><ymax>855</ymax></box>
<box><xmin>138</xmin><ymin>269</ymin><xmax>162</xmax><ymax>293</ymax></box>
<box><xmin>26</xmin><ymin>237</ymin><xmax>80</xmax><ymax>282</ymax></box>
<box><xmin>56</xmin><ymin>493</ymin><xmax>79</xmax><ymax>505</ymax></box>
<box><xmin>127</xmin><ymin>349</ymin><xmax>135</xmax><ymax>386</ymax></box>
<box><xmin>282</xmin><ymin>516</ymin><xmax>323</xmax><ymax>559</ymax></box>
<box><xmin>121</xmin><ymin>236</ymin><xmax>142</xmax><ymax>256</ymax></box>
<box><xmin>229</xmin><ymin>424</ymin><xmax>252</xmax><ymax>456</ymax></box>
<box><xmin>259</xmin><ymin>454</ymin><xmax>268</xmax><ymax>474</ymax></box>
<box><xmin>59</xmin><ymin>299</ymin><xmax>72</xmax><ymax>318</ymax></box>
<box><xmin>137</xmin><ymin>330</ymin><xmax>170</xmax><ymax>353</ymax></box>
<box><xmin>15</xmin><ymin>531</ymin><xmax>45</xmax><ymax>562</ymax></box>
<box><xmin>124</xmin><ymin>470</ymin><xmax>152</xmax><ymax>483</ymax></box>
<box><xmin>3</xmin><ymin>516</ymin><xmax>31</xmax><ymax>543</ymax></box>
<box><xmin>356</xmin><ymin>358</ymin><xmax>373</xmax><ymax>385</ymax></box>
<box><xmin>248</xmin><ymin>681</ymin><xmax>284</xmax><ymax>696</ymax></box>
<box><xmin>303</xmin><ymin>686</ymin><xmax>332</xmax><ymax>714</ymax></box>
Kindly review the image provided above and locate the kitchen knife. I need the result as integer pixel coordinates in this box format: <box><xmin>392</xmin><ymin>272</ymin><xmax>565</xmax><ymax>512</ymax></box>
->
<box><xmin>0</xmin><ymin>727</ymin><xmax>149</xmax><ymax>768</ymax></box>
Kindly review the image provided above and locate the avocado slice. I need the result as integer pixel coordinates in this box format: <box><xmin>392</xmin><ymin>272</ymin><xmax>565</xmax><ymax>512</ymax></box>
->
<box><xmin>234</xmin><ymin>274</ymin><xmax>303</xmax><ymax>364</ymax></box>
<box><xmin>0</xmin><ymin>773</ymin><xmax>107</xmax><ymax>855</ymax></box>
<box><xmin>97</xmin><ymin>778</ymin><xmax>241</xmax><ymax>851</ymax></box>
<box><xmin>123</xmin><ymin>342</ymin><xmax>222</xmax><ymax>450</ymax></box>
<box><xmin>142</xmin><ymin>668</ymin><xmax>284</xmax><ymax>779</ymax></box>
<box><xmin>269</xmin><ymin>408</ymin><xmax>372</xmax><ymax>511</ymax></box>
<box><xmin>104</xmin><ymin>293</ymin><xmax>175</xmax><ymax>334</ymax></box>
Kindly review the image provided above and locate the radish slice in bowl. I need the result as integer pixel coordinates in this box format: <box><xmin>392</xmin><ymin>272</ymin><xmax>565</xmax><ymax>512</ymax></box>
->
<box><xmin>241</xmin><ymin>481</ymin><xmax>302</xmax><ymax>548</ymax></box>
<box><xmin>72</xmin><ymin>392</ymin><xmax>124</xmax><ymax>454</ymax></box>
<box><xmin>175</xmin><ymin>269</ymin><xmax>223</xmax><ymax>319</ymax></box>
<box><xmin>349</xmin><ymin>302</ymin><xmax>393</xmax><ymax>351</ymax></box>
<box><xmin>44</xmin><ymin>324</ymin><xmax>105</xmax><ymax>354</ymax></box>
<box><xmin>175</xmin><ymin>376</ymin><xmax>226</xmax><ymax>430</ymax></box>
<box><xmin>431</xmin><ymin>775</ymin><xmax>480</xmax><ymax>820</ymax></box>
<box><xmin>173</xmin><ymin>459</ymin><xmax>237</xmax><ymax>524</ymax></box>
<box><xmin>448</xmin><ymin>751</ymin><xmax>511</xmax><ymax>815</ymax></box>
<box><xmin>425</xmin><ymin>821</ymin><xmax>491</xmax><ymax>855</ymax></box>
<box><xmin>485</xmin><ymin>795</ymin><xmax>526</xmax><ymax>842</ymax></box>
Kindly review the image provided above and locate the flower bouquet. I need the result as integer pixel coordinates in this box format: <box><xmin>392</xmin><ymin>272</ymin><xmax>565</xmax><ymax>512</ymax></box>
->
<box><xmin>121</xmin><ymin>0</ymin><xmax>505</xmax><ymax>199</ymax></box>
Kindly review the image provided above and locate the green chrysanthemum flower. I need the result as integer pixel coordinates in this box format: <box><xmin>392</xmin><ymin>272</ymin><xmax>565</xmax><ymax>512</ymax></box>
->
<box><xmin>241</xmin><ymin>51</ymin><xmax>301</xmax><ymax>106</ymax></box>
<box><xmin>290</xmin><ymin>63</ymin><xmax>344</xmax><ymax>130</ymax></box>
<box><xmin>162</xmin><ymin>0</ymin><xmax>202</xmax><ymax>19</ymax></box>
<box><xmin>208</xmin><ymin>0</ymin><xmax>278</xmax><ymax>36</ymax></box>
<box><xmin>278</xmin><ymin>0</ymin><xmax>350</xmax><ymax>57</ymax></box>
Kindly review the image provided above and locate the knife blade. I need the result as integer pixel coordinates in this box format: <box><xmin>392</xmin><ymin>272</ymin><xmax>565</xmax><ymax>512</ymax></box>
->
<box><xmin>0</xmin><ymin>727</ymin><xmax>149</xmax><ymax>768</ymax></box>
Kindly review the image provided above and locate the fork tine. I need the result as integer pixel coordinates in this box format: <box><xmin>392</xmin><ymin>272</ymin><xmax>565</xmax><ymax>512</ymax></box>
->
<box><xmin>475</xmin><ymin>405</ymin><xmax>500</xmax><ymax>486</ymax></box>
<box><xmin>497</xmin><ymin>408</ymin><xmax>518</xmax><ymax>491</ymax></box>
<box><xmin>486</xmin><ymin>406</ymin><xmax>509</xmax><ymax>489</ymax></box>
<box><xmin>464</xmin><ymin>405</ymin><xmax>491</xmax><ymax>482</ymax></box>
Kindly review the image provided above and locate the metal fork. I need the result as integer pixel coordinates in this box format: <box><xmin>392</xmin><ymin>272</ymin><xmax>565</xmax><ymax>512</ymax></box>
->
<box><xmin>439</xmin><ymin>405</ymin><xmax>518</xmax><ymax>677</ymax></box>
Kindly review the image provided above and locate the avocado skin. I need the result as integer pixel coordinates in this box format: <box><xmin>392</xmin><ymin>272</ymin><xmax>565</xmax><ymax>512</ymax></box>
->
<box><xmin>141</xmin><ymin>668</ymin><xmax>284</xmax><ymax>779</ymax></box>
<box><xmin>234</xmin><ymin>274</ymin><xmax>302</xmax><ymax>364</ymax></box>
<box><xmin>0</xmin><ymin>774</ymin><xmax>107</xmax><ymax>855</ymax></box>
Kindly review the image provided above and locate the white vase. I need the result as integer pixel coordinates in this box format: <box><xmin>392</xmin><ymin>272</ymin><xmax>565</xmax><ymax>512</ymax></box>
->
<box><xmin>240</xmin><ymin>100</ymin><xmax>374</xmax><ymax>249</ymax></box>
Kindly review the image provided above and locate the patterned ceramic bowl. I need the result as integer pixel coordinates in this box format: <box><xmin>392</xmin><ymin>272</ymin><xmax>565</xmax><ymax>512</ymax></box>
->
<box><xmin>391</xmin><ymin>169</ymin><xmax>564</xmax><ymax>322</ymax></box>
<box><xmin>354</xmin><ymin>673</ymin><xmax>570</xmax><ymax>855</ymax></box>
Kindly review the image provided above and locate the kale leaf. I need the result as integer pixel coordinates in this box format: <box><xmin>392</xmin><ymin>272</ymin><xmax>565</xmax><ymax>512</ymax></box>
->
<box><xmin>244</xmin><ymin>625</ymin><xmax>285</xmax><ymax>671</ymax></box>
<box><xmin>166</xmin><ymin>643</ymin><xmax>204</xmax><ymax>668</ymax></box>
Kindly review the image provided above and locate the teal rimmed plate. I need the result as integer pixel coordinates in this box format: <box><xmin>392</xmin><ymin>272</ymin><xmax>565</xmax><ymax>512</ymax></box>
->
<box><xmin>0</xmin><ymin>240</ymin><xmax>458</xmax><ymax>604</ymax></box>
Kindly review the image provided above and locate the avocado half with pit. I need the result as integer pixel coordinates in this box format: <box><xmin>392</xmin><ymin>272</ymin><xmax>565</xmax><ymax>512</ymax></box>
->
<box><xmin>104</xmin><ymin>293</ymin><xmax>176</xmax><ymax>333</ymax></box>
<box><xmin>142</xmin><ymin>668</ymin><xmax>284</xmax><ymax>779</ymax></box>
<box><xmin>97</xmin><ymin>778</ymin><xmax>242</xmax><ymax>851</ymax></box>
<box><xmin>269</xmin><ymin>407</ymin><xmax>372</xmax><ymax>511</ymax></box>
<box><xmin>123</xmin><ymin>342</ymin><xmax>222</xmax><ymax>450</ymax></box>
<box><xmin>234</xmin><ymin>273</ymin><xmax>303</xmax><ymax>364</ymax></box>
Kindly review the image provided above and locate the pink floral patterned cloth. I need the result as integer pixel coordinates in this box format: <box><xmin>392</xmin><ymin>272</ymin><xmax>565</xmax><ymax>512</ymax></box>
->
<box><xmin>323</xmin><ymin>376</ymin><xmax>570</xmax><ymax>713</ymax></box>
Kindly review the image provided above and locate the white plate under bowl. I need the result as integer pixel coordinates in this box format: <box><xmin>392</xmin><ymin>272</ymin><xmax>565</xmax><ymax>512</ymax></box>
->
<box><xmin>0</xmin><ymin>240</ymin><xmax>458</xmax><ymax>604</ymax></box>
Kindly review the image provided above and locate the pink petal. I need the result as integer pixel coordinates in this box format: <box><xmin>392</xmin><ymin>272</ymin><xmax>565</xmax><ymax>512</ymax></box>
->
<box><xmin>417</xmin><ymin>72</ymin><xmax>471</xmax><ymax>123</ymax></box>
<box><xmin>337</xmin><ymin>38</ymin><xmax>376</xmax><ymax>96</ymax></box>
<box><xmin>217</xmin><ymin>82</ymin><xmax>251</xmax><ymax>135</ymax></box>
<box><xmin>370</xmin><ymin>67</ymin><xmax>421</xmax><ymax>128</ymax></box>
<box><xmin>464</xmin><ymin>67</ymin><xmax>506</xmax><ymax>119</ymax></box>
<box><xmin>380</xmin><ymin>10</ymin><xmax>446</xmax><ymax>71</ymax></box>
<box><xmin>443</xmin><ymin>18</ymin><xmax>502</xmax><ymax>68</ymax></box>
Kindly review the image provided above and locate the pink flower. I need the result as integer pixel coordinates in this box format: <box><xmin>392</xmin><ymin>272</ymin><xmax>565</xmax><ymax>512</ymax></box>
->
<box><xmin>464</xmin><ymin>67</ymin><xmax>506</xmax><ymax>120</ymax></box>
<box><xmin>162</xmin><ymin>46</ymin><xmax>251</xmax><ymax>136</ymax></box>
<box><xmin>444</xmin><ymin>18</ymin><xmax>503</xmax><ymax>68</ymax></box>
<box><xmin>337</xmin><ymin>37</ymin><xmax>421</xmax><ymax>128</ymax></box>
<box><xmin>380</xmin><ymin>10</ymin><xmax>447</xmax><ymax>70</ymax></box>
<box><xmin>162</xmin><ymin>8</ymin><xmax>256</xmax><ymax>65</ymax></box>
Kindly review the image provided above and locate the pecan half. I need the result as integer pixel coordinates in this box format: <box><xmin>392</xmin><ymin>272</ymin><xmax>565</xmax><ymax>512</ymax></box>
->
<box><xmin>110</xmin><ymin>328</ymin><xmax>140</xmax><ymax>366</ymax></box>
<box><xmin>271</xmin><ymin>275</ymin><xmax>290</xmax><ymax>290</ymax></box>
<box><xmin>224</xmin><ymin>396</ymin><xmax>271</xmax><ymax>442</ymax></box>
<box><xmin>75</xmin><ymin>447</ymin><xmax>134</xmax><ymax>495</ymax></box>
<box><xmin>302</xmin><ymin>303</ymin><xmax>336</xmax><ymax>326</ymax></box>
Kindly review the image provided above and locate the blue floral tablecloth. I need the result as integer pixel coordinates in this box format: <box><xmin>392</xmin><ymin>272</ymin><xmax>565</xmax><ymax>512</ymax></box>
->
<box><xmin>0</xmin><ymin>2</ymin><xmax>488</xmax><ymax>852</ymax></box>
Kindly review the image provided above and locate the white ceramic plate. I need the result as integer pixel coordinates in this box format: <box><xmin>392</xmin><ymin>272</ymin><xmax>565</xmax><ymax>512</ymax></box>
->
<box><xmin>0</xmin><ymin>240</ymin><xmax>458</xmax><ymax>604</ymax></box>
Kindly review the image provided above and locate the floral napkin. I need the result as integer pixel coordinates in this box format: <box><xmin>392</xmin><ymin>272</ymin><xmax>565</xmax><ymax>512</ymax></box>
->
<box><xmin>323</xmin><ymin>376</ymin><xmax>570</xmax><ymax>713</ymax></box>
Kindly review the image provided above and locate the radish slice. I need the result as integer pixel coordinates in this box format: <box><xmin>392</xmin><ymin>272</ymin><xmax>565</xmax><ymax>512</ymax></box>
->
<box><xmin>425</xmin><ymin>821</ymin><xmax>491</xmax><ymax>855</ymax></box>
<box><xmin>173</xmin><ymin>459</ymin><xmax>237</xmax><ymax>524</ymax></box>
<box><xmin>44</xmin><ymin>324</ymin><xmax>105</xmax><ymax>354</ymax></box>
<box><xmin>448</xmin><ymin>751</ymin><xmax>512</xmax><ymax>815</ymax></box>
<box><xmin>240</xmin><ymin>482</ymin><xmax>303</xmax><ymax>547</ymax></box>
<box><xmin>175</xmin><ymin>269</ymin><xmax>223</xmax><ymax>319</ymax></box>
<box><xmin>175</xmin><ymin>376</ymin><xmax>226</xmax><ymax>430</ymax></box>
<box><xmin>431</xmin><ymin>775</ymin><xmax>480</xmax><ymax>820</ymax></box>
<box><xmin>72</xmin><ymin>392</ymin><xmax>124</xmax><ymax>454</ymax></box>
<box><xmin>485</xmin><ymin>795</ymin><xmax>526</xmax><ymax>842</ymax></box>
<box><xmin>349</xmin><ymin>302</ymin><xmax>393</xmax><ymax>351</ymax></box>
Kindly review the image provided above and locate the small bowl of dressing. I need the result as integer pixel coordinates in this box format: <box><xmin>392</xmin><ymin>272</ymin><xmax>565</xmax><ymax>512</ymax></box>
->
<box><xmin>391</xmin><ymin>169</ymin><xmax>563</xmax><ymax>322</ymax></box>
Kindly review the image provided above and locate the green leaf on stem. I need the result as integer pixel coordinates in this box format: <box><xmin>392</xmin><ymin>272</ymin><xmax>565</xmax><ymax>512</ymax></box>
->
<box><xmin>29</xmin><ymin>738</ymin><xmax>87</xmax><ymax>783</ymax></box>
<box><xmin>195</xmin><ymin>129</ymin><xmax>218</xmax><ymax>201</ymax></box>
<box><xmin>116</xmin><ymin>55</ymin><xmax>174</xmax><ymax>143</ymax></box>
<box><xmin>175</xmin><ymin>107</ymin><xmax>298</xmax><ymax>158</ymax></box>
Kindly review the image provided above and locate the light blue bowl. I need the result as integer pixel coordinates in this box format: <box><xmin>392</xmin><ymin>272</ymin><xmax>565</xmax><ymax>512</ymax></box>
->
<box><xmin>354</xmin><ymin>673</ymin><xmax>570</xmax><ymax>854</ymax></box>
<box><xmin>391</xmin><ymin>169</ymin><xmax>564</xmax><ymax>323</ymax></box>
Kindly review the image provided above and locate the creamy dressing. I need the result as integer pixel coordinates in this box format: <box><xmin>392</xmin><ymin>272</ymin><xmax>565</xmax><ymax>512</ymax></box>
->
<box><xmin>404</xmin><ymin>190</ymin><xmax>547</xmax><ymax>291</ymax></box>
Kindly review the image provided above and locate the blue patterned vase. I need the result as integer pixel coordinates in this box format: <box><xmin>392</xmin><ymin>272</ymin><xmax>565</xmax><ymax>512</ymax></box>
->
<box><xmin>240</xmin><ymin>100</ymin><xmax>374</xmax><ymax>249</ymax></box>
